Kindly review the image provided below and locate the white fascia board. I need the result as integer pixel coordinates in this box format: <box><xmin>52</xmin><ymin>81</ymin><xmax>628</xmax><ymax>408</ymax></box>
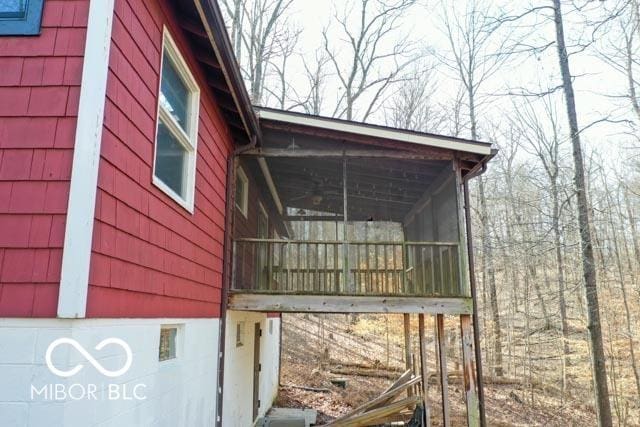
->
<box><xmin>257</xmin><ymin>109</ymin><xmax>492</xmax><ymax>155</ymax></box>
<box><xmin>57</xmin><ymin>0</ymin><xmax>115</xmax><ymax>318</ymax></box>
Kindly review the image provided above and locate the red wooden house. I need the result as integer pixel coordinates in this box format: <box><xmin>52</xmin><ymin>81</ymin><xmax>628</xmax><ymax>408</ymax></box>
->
<box><xmin>0</xmin><ymin>0</ymin><xmax>493</xmax><ymax>426</ymax></box>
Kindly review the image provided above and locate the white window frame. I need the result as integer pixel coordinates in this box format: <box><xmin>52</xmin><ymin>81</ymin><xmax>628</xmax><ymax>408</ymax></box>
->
<box><xmin>152</xmin><ymin>27</ymin><xmax>200</xmax><ymax>213</ymax></box>
<box><xmin>236</xmin><ymin>321</ymin><xmax>245</xmax><ymax>347</ymax></box>
<box><xmin>236</xmin><ymin>167</ymin><xmax>249</xmax><ymax>218</ymax></box>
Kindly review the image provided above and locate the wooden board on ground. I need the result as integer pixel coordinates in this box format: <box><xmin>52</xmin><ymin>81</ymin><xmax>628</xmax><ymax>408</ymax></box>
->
<box><xmin>326</xmin><ymin>396</ymin><xmax>421</xmax><ymax>427</ymax></box>
<box><xmin>322</xmin><ymin>369</ymin><xmax>423</xmax><ymax>427</ymax></box>
<box><xmin>382</xmin><ymin>369</ymin><xmax>413</xmax><ymax>394</ymax></box>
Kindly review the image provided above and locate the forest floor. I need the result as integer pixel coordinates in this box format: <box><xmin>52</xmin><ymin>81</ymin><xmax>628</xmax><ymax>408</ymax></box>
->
<box><xmin>276</xmin><ymin>313</ymin><xmax>611</xmax><ymax>426</ymax></box>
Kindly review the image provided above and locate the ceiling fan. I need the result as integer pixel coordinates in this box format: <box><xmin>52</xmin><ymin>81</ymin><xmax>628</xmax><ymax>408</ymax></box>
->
<box><xmin>290</xmin><ymin>179</ymin><xmax>326</xmax><ymax>206</ymax></box>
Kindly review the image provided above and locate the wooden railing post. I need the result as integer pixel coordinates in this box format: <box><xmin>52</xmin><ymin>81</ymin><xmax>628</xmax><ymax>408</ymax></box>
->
<box><xmin>402</xmin><ymin>241</ymin><xmax>407</xmax><ymax>294</ymax></box>
<box><xmin>342</xmin><ymin>156</ymin><xmax>351</xmax><ymax>294</ymax></box>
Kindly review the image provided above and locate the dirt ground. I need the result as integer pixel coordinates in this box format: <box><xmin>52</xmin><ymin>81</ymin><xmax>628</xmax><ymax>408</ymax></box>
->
<box><xmin>277</xmin><ymin>313</ymin><xmax>612</xmax><ymax>426</ymax></box>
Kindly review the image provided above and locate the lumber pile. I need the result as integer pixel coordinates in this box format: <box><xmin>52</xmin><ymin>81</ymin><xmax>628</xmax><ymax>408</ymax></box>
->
<box><xmin>321</xmin><ymin>370</ymin><xmax>424</xmax><ymax>426</ymax></box>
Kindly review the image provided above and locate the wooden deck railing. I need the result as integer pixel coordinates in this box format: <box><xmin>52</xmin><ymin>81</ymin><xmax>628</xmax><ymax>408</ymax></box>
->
<box><xmin>231</xmin><ymin>238</ymin><xmax>466</xmax><ymax>297</ymax></box>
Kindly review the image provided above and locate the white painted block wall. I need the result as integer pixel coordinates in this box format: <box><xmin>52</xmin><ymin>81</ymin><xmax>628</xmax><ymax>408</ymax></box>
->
<box><xmin>222</xmin><ymin>311</ymin><xmax>281</xmax><ymax>426</ymax></box>
<box><xmin>0</xmin><ymin>318</ymin><xmax>219</xmax><ymax>427</ymax></box>
<box><xmin>259</xmin><ymin>317</ymin><xmax>281</xmax><ymax>411</ymax></box>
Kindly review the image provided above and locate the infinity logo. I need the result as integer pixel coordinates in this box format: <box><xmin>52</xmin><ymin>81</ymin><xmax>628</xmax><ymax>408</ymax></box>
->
<box><xmin>45</xmin><ymin>338</ymin><xmax>133</xmax><ymax>378</ymax></box>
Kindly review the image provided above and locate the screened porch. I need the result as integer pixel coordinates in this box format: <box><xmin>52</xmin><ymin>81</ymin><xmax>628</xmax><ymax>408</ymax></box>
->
<box><xmin>230</xmin><ymin>141</ymin><xmax>469</xmax><ymax>300</ymax></box>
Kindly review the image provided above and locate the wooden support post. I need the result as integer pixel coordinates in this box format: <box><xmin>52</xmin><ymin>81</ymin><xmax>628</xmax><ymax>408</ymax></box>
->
<box><xmin>411</xmin><ymin>353</ymin><xmax>422</xmax><ymax>396</ymax></box>
<box><xmin>437</xmin><ymin>314</ymin><xmax>450</xmax><ymax>427</ymax></box>
<box><xmin>342</xmin><ymin>156</ymin><xmax>350</xmax><ymax>293</ymax></box>
<box><xmin>463</xmin><ymin>181</ymin><xmax>487</xmax><ymax>427</ymax></box>
<box><xmin>460</xmin><ymin>314</ymin><xmax>480</xmax><ymax>427</ymax></box>
<box><xmin>403</xmin><ymin>313</ymin><xmax>413</xmax><ymax>398</ymax></box>
<box><xmin>419</xmin><ymin>314</ymin><xmax>431</xmax><ymax>426</ymax></box>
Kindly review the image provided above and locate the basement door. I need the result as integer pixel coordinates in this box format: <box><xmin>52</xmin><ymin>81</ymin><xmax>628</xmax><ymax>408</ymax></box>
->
<box><xmin>252</xmin><ymin>322</ymin><xmax>261</xmax><ymax>421</ymax></box>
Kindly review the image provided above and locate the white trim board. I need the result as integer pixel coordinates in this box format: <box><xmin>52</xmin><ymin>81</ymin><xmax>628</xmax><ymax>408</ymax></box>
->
<box><xmin>57</xmin><ymin>0</ymin><xmax>115</xmax><ymax>318</ymax></box>
<box><xmin>257</xmin><ymin>109</ymin><xmax>492</xmax><ymax>155</ymax></box>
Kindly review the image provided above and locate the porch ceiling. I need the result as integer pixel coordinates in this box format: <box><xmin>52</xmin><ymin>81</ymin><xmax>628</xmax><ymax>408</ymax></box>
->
<box><xmin>262</xmin><ymin>156</ymin><xmax>449</xmax><ymax>222</ymax></box>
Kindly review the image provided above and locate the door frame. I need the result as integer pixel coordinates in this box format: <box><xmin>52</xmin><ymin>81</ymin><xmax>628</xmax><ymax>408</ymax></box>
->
<box><xmin>252</xmin><ymin>322</ymin><xmax>262</xmax><ymax>421</ymax></box>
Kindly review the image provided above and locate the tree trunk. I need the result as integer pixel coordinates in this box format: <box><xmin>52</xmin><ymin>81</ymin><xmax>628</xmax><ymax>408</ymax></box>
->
<box><xmin>551</xmin><ymin>181</ymin><xmax>570</xmax><ymax>349</ymax></box>
<box><xmin>469</xmin><ymin>80</ymin><xmax>502</xmax><ymax>378</ymax></box>
<box><xmin>478</xmin><ymin>176</ymin><xmax>503</xmax><ymax>377</ymax></box>
<box><xmin>604</xmin><ymin>181</ymin><xmax>640</xmax><ymax>398</ymax></box>
<box><xmin>552</xmin><ymin>1</ymin><xmax>612</xmax><ymax>424</ymax></box>
<box><xmin>232</xmin><ymin>0</ymin><xmax>242</xmax><ymax>59</ymax></box>
<box><xmin>551</xmin><ymin>180</ymin><xmax>569</xmax><ymax>399</ymax></box>
<box><xmin>624</xmin><ymin>188</ymin><xmax>640</xmax><ymax>268</ymax></box>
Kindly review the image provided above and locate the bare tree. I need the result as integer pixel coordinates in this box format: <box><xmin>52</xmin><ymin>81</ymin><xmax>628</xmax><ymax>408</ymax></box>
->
<box><xmin>551</xmin><ymin>0</ymin><xmax>613</xmax><ymax>424</ymax></box>
<box><xmin>510</xmin><ymin>95</ymin><xmax>572</xmax><ymax>395</ymax></box>
<box><xmin>594</xmin><ymin>0</ymin><xmax>640</xmax><ymax>123</ymax></box>
<box><xmin>437</xmin><ymin>0</ymin><xmax>512</xmax><ymax>377</ymax></box>
<box><xmin>383</xmin><ymin>62</ymin><xmax>445</xmax><ymax>132</ymax></box>
<box><xmin>296</xmin><ymin>49</ymin><xmax>331</xmax><ymax>115</ymax></box>
<box><xmin>221</xmin><ymin>0</ymin><xmax>244</xmax><ymax>59</ymax></box>
<box><xmin>602</xmin><ymin>177</ymin><xmax>640</xmax><ymax>398</ymax></box>
<box><xmin>264</xmin><ymin>26</ymin><xmax>301</xmax><ymax>109</ymax></box>
<box><xmin>322</xmin><ymin>0</ymin><xmax>417</xmax><ymax>121</ymax></box>
<box><xmin>220</xmin><ymin>0</ymin><xmax>296</xmax><ymax>104</ymax></box>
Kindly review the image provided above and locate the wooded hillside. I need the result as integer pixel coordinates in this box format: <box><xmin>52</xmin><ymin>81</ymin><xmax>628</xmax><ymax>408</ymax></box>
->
<box><xmin>223</xmin><ymin>1</ymin><xmax>640</xmax><ymax>424</ymax></box>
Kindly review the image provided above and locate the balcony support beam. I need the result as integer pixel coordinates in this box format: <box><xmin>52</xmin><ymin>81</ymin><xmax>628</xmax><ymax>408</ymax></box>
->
<box><xmin>228</xmin><ymin>294</ymin><xmax>473</xmax><ymax>314</ymax></box>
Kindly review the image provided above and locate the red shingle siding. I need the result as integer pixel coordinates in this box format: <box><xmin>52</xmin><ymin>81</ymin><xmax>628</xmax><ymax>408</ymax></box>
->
<box><xmin>0</xmin><ymin>1</ymin><xmax>89</xmax><ymax>317</ymax></box>
<box><xmin>86</xmin><ymin>0</ymin><xmax>233</xmax><ymax>318</ymax></box>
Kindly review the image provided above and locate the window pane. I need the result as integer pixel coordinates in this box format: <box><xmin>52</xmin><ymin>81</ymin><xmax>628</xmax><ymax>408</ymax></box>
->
<box><xmin>160</xmin><ymin>53</ymin><xmax>190</xmax><ymax>132</ymax></box>
<box><xmin>155</xmin><ymin>120</ymin><xmax>187</xmax><ymax>198</ymax></box>
<box><xmin>0</xmin><ymin>0</ymin><xmax>26</xmax><ymax>18</ymax></box>
<box><xmin>235</xmin><ymin>179</ymin><xmax>245</xmax><ymax>209</ymax></box>
<box><xmin>159</xmin><ymin>328</ymin><xmax>177</xmax><ymax>361</ymax></box>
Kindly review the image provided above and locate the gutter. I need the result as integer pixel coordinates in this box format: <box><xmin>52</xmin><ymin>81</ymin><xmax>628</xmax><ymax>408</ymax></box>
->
<box><xmin>461</xmin><ymin>151</ymin><xmax>494</xmax><ymax>427</ymax></box>
<box><xmin>215</xmin><ymin>136</ymin><xmax>257</xmax><ymax>427</ymax></box>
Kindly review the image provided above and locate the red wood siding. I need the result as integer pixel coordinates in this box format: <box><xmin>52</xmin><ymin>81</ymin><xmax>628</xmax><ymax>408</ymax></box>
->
<box><xmin>232</xmin><ymin>158</ymin><xmax>286</xmax><ymax>291</ymax></box>
<box><xmin>0</xmin><ymin>1</ymin><xmax>89</xmax><ymax>317</ymax></box>
<box><xmin>86</xmin><ymin>0</ymin><xmax>234</xmax><ymax>318</ymax></box>
<box><xmin>233</xmin><ymin>159</ymin><xmax>281</xmax><ymax>240</ymax></box>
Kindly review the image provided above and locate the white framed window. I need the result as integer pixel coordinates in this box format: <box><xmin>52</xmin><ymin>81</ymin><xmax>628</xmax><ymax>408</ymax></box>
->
<box><xmin>235</xmin><ymin>167</ymin><xmax>249</xmax><ymax>218</ymax></box>
<box><xmin>152</xmin><ymin>28</ymin><xmax>200</xmax><ymax>213</ymax></box>
<box><xmin>159</xmin><ymin>325</ymin><xmax>179</xmax><ymax>362</ymax></box>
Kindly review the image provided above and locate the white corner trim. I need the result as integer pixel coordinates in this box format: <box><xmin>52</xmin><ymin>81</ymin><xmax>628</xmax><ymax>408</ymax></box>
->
<box><xmin>57</xmin><ymin>0</ymin><xmax>116</xmax><ymax>318</ymax></box>
<box><xmin>257</xmin><ymin>109</ymin><xmax>492</xmax><ymax>155</ymax></box>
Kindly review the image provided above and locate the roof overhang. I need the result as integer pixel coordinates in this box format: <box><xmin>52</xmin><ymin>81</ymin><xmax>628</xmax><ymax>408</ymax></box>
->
<box><xmin>256</xmin><ymin>108</ymin><xmax>492</xmax><ymax>156</ymax></box>
<box><xmin>170</xmin><ymin>0</ymin><xmax>260</xmax><ymax>145</ymax></box>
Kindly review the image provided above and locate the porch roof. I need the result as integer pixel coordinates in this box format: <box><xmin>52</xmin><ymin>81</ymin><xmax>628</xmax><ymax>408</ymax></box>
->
<box><xmin>256</xmin><ymin>107</ymin><xmax>493</xmax><ymax>156</ymax></box>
